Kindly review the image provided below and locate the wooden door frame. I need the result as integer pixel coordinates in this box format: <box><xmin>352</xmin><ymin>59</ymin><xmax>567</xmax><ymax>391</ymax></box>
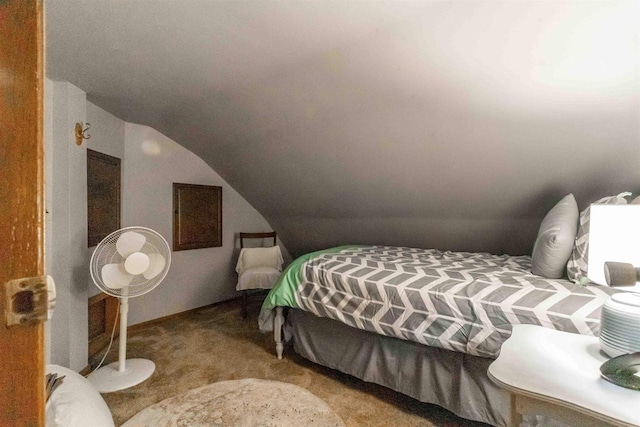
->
<box><xmin>0</xmin><ymin>1</ymin><xmax>46</xmax><ymax>426</ymax></box>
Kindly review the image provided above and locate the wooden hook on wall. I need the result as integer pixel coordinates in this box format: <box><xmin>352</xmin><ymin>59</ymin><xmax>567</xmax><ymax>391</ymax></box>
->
<box><xmin>75</xmin><ymin>122</ymin><xmax>91</xmax><ymax>146</ymax></box>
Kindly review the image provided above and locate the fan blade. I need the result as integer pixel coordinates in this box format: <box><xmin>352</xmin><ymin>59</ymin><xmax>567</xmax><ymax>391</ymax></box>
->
<box><xmin>116</xmin><ymin>231</ymin><xmax>146</xmax><ymax>258</ymax></box>
<box><xmin>143</xmin><ymin>253</ymin><xmax>166</xmax><ymax>280</ymax></box>
<box><xmin>101</xmin><ymin>263</ymin><xmax>134</xmax><ymax>289</ymax></box>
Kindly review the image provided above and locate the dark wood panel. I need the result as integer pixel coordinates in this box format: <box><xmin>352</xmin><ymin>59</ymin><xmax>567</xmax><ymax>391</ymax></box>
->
<box><xmin>87</xmin><ymin>149</ymin><xmax>121</xmax><ymax>246</ymax></box>
<box><xmin>88</xmin><ymin>292</ymin><xmax>119</xmax><ymax>358</ymax></box>
<box><xmin>173</xmin><ymin>183</ymin><xmax>222</xmax><ymax>251</ymax></box>
<box><xmin>0</xmin><ymin>1</ymin><xmax>45</xmax><ymax>425</ymax></box>
<box><xmin>88</xmin><ymin>298</ymin><xmax>107</xmax><ymax>340</ymax></box>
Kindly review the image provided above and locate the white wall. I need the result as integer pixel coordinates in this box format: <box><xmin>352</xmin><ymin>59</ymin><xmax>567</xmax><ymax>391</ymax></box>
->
<box><xmin>86</xmin><ymin>102</ymin><xmax>125</xmax><ymax>159</ymax></box>
<box><xmin>45</xmin><ymin>82</ymin><xmax>287</xmax><ymax>368</ymax></box>
<box><xmin>122</xmin><ymin>123</ymin><xmax>290</xmax><ymax>325</ymax></box>
<box><xmin>45</xmin><ymin>79</ymin><xmax>89</xmax><ymax>371</ymax></box>
<box><xmin>44</xmin><ymin>79</ymin><xmax>53</xmax><ymax>364</ymax></box>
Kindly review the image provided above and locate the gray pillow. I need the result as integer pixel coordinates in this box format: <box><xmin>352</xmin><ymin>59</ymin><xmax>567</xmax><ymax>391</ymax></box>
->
<box><xmin>566</xmin><ymin>192</ymin><xmax>630</xmax><ymax>284</ymax></box>
<box><xmin>531</xmin><ymin>194</ymin><xmax>579</xmax><ymax>279</ymax></box>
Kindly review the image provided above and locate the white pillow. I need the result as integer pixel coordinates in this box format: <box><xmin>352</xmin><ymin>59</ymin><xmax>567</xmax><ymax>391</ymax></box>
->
<box><xmin>235</xmin><ymin>246</ymin><xmax>283</xmax><ymax>275</ymax></box>
<box><xmin>46</xmin><ymin>365</ymin><xmax>114</xmax><ymax>427</ymax></box>
<box><xmin>531</xmin><ymin>194</ymin><xmax>579</xmax><ymax>279</ymax></box>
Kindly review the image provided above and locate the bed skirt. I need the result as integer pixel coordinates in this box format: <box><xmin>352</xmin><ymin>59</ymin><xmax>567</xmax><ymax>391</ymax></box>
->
<box><xmin>285</xmin><ymin>308</ymin><xmax>510</xmax><ymax>427</ymax></box>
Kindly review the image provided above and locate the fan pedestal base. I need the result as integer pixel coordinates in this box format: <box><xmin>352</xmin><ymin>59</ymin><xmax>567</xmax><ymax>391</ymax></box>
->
<box><xmin>87</xmin><ymin>358</ymin><xmax>155</xmax><ymax>393</ymax></box>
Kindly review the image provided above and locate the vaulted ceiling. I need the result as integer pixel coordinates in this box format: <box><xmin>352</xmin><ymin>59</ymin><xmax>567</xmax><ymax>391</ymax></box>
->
<box><xmin>46</xmin><ymin>0</ymin><xmax>639</xmax><ymax>257</ymax></box>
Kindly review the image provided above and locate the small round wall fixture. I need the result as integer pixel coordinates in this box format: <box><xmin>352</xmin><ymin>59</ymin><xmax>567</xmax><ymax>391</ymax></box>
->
<box><xmin>74</xmin><ymin>122</ymin><xmax>91</xmax><ymax>145</ymax></box>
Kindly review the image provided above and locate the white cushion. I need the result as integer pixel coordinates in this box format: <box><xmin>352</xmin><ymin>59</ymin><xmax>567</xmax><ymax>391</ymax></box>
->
<box><xmin>235</xmin><ymin>246</ymin><xmax>283</xmax><ymax>275</ymax></box>
<box><xmin>236</xmin><ymin>266</ymin><xmax>282</xmax><ymax>291</ymax></box>
<box><xmin>46</xmin><ymin>364</ymin><xmax>114</xmax><ymax>427</ymax></box>
<box><xmin>531</xmin><ymin>194</ymin><xmax>579</xmax><ymax>279</ymax></box>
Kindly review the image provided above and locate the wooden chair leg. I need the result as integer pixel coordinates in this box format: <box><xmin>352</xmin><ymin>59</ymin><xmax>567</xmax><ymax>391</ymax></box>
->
<box><xmin>242</xmin><ymin>291</ymin><xmax>247</xmax><ymax>320</ymax></box>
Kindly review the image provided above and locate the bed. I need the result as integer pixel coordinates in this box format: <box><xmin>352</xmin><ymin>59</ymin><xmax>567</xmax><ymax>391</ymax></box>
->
<box><xmin>258</xmin><ymin>243</ymin><xmax>618</xmax><ymax>426</ymax></box>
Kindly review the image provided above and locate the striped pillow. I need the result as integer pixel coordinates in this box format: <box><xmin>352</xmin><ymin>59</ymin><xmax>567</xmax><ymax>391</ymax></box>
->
<box><xmin>566</xmin><ymin>192</ymin><xmax>631</xmax><ymax>285</ymax></box>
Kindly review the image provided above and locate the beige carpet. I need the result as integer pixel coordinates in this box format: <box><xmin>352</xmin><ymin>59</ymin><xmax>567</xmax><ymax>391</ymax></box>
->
<box><xmin>121</xmin><ymin>378</ymin><xmax>345</xmax><ymax>427</ymax></box>
<box><xmin>98</xmin><ymin>298</ymin><xmax>489</xmax><ymax>427</ymax></box>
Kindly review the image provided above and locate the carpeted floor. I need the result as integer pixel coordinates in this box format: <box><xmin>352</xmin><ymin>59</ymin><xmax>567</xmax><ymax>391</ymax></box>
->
<box><xmin>97</xmin><ymin>298</ymin><xmax>489</xmax><ymax>427</ymax></box>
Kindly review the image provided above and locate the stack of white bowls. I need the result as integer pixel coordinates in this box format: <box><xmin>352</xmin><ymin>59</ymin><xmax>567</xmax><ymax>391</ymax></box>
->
<box><xmin>599</xmin><ymin>292</ymin><xmax>640</xmax><ymax>358</ymax></box>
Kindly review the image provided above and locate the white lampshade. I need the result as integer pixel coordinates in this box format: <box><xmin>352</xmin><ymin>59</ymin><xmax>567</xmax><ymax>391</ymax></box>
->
<box><xmin>588</xmin><ymin>205</ymin><xmax>640</xmax><ymax>292</ymax></box>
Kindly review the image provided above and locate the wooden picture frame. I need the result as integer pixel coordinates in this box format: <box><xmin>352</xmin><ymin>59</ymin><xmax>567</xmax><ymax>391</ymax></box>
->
<box><xmin>173</xmin><ymin>183</ymin><xmax>222</xmax><ymax>251</ymax></box>
<box><xmin>87</xmin><ymin>149</ymin><xmax>121</xmax><ymax>247</ymax></box>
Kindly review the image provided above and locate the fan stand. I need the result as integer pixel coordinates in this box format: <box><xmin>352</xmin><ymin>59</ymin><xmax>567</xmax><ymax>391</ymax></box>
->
<box><xmin>87</xmin><ymin>295</ymin><xmax>156</xmax><ymax>393</ymax></box>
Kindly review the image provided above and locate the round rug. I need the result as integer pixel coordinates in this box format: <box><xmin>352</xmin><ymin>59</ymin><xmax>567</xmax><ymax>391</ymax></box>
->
<box><xmin>121</xmin><ymin>378</ymin><xmax>345</xmax><ymax>427</ymax></box>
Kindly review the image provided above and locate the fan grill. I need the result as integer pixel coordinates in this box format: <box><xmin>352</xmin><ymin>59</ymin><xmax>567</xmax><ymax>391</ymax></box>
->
<box><xmin>90</xmin><ymin>227</ymin><xmax>171</xmax><ymax>298</ymax></box>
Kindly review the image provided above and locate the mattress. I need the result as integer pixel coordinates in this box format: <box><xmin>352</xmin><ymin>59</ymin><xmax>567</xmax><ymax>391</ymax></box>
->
<box><xmin>262</xmin><ymin>245</ymin><xmax>617</xmax><ymax>358</ymax></box>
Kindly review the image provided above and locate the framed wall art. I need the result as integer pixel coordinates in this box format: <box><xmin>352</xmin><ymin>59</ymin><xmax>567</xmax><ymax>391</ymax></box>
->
<box><xmin>172</xmin><ymin>183</ymin><xmax>222</xmax><ymax>251</ymax></box>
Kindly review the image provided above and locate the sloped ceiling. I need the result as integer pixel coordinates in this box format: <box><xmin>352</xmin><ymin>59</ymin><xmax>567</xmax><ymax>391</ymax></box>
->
<box><xmin>46</xmin><ymin>1</ymin><xmax>639</xmax><ymax>257</ymax></box>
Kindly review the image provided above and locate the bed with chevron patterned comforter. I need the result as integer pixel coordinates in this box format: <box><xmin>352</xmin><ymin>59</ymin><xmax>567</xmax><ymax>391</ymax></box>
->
<box><xmin>260</xmin><ymin>245</ymin><xmax>617</xmax><ymax>358</ymax></box>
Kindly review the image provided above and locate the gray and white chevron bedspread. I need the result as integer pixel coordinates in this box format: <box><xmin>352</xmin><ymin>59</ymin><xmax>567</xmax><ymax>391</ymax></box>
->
<box><xmin>287</xmin><ymin>246</ymin><xmax>616</xmax><ymax>358</ymax></box>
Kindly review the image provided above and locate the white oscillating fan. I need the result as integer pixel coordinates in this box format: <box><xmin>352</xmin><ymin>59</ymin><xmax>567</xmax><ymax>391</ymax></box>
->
<box><xmin>87</xmin><ymin>227</ymin><xmax>171</xmax><ymax>393</ymax></box>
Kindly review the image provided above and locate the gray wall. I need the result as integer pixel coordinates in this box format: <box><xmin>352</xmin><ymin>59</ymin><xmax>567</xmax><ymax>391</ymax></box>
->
<box><xmin>45</xmin><ymin>80</ymin><xmax>287</xmax><ymax>369</ymax></box>
<box><xmin>46</xmin><ymin>1</ymin><xmax>640</xmax><ymax>259</ymax></box>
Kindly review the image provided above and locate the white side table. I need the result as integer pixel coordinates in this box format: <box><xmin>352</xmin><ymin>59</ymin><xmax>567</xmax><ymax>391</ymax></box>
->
<box><xmin>488</xmin><ymin>324</ymin><xmax>640</xmax><ymax>427</ymax></box>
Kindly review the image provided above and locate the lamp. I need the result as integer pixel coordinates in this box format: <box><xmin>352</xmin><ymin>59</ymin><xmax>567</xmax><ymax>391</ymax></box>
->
<box><xmin>587</xmin><ymin>205</ymin><xmax>640</xmax><ymax>293</ymax></box>
<box><xmin>604</xmin><ymin>262</ymin><xmax>640</xmax><ymax>287</ymax></box>
<box><xmin>587</xmin><ymin>204</ymin><xmax>640</xmax><ymax>358</ymax></box>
